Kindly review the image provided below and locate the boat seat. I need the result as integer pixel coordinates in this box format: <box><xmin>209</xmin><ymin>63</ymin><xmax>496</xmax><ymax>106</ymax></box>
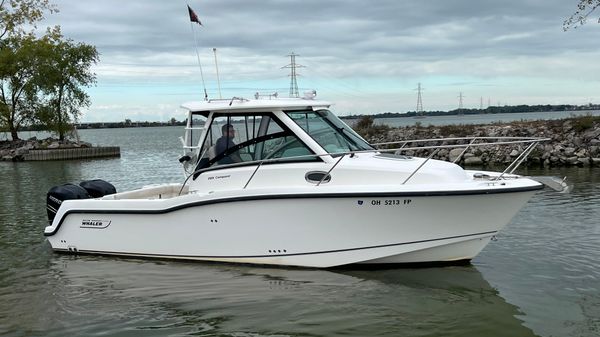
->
<box><xmin>207</xmin><ymin>145</ymin><xmax>217</xmax><ymax>160</ymax></box>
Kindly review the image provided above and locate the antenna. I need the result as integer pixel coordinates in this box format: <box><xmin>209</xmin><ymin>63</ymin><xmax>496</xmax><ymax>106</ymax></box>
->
<box><xmin>213</xmin><ymin>48</ymin><xmax>222</xmax><ymax>99</ymax></box>
<box><xmin>480</xmin><ymin>96</ymin><xmax>483</xmax><ymax>110</ymax></box>
<box><xmin>415</xmin><ymin>83</ymin><xmax>424</xmax><ymax>114</ymax></box>
<box><xmin>189</xmin><ymin>23</ymin><xmax>208</xmax><ymax>100</ymax></box>
<box><xmin>282</xmin><ymin>52</ymin><xmax>305</xmax><ymax>98</ymax></box>
<box><xmin>458</xmin><ymin>92</ymin><xmax>465</xmax><ymax>110</ymax></box>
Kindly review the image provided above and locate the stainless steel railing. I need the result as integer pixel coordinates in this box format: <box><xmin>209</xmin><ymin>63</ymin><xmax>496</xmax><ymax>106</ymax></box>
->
<box><xmin>178</xmin><ymin>136</ymin><xmax>550</xmax><ymax>195</ymax></box>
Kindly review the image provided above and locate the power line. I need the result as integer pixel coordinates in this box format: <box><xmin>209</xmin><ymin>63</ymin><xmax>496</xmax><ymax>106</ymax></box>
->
<box><xmin>281</xmin><ymin>52</ymin><xmax>305</xmax><ymax>98</ymax></box>
<box><xmin>300</xmin><ymin>58</ymin><xmax>369</xmax><ymax>95</ymax></box>
<box><xmin>415</xmin><ymin>83</ymin><xmax>424</xmax><ymax>113</ymax></box>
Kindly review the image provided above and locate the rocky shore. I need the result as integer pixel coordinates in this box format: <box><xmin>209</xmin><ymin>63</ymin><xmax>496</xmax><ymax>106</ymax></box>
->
<box><xmin>0</xmin><ymin>137</ymin><xmax>93</xmax><ymax>161</ymax></box>
<box><xmin>4</xmin><ymin>116</ymin><xmax>599</xmax><ymax>166</ymax></box>
<box><xmin>358</xmin><ymin>116</ymin><xmax>600</xmax><ymax>167</ymax></box>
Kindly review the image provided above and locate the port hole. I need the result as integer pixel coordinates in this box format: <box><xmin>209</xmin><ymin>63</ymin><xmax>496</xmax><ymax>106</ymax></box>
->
<box><xmin>305</xmin><ymin>171</ymin><xmax>331</xmax><ymax>184</ymax></box>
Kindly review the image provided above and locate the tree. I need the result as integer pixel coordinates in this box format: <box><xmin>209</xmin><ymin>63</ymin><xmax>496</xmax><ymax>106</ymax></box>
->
<box><xmin>0</xmin><ymin>0</ymin><xmax>56</xmax><ymax>40</ymax></box>
<box><xmin>0</xmin><ymin>0</ymin><xmax>56</xmax><ymax>139</ymax></box>
<box><xmin>0</xmin><ymin>34</ymin><xmax>44</xmax><ymax>140</ymax></box>
<box><xmin>36</xmin><ymin>31</ymin><xmax>98</xmax><ymax>140</ymax></box>
<box><xmin>564</xmin><ymin>0</ymin><xmax>600</xmax><ymax>30</ymax></box>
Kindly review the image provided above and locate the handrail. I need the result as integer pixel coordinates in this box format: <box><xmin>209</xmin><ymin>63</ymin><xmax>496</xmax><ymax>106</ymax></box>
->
<box><xmin>402</xmin><ymin>149</ymin><xmax>439</xmax><ymax>185</ymax></box>
<box><xmin>178</xmin><ymin>136</ymin><xmax>550</xmax><ymax>195</ymax></box>
<box><xmin>496</xmin><ymin>141</ymin><xmax>539</xmax><ymax>180</ymax></box>
<box><xmin>452</xmin><ymin>137</ymin><xmax>478</xmax><ymax>163</ymax></box>
<box><xmin>243</xmin><ymin>161</ymin><xmax>263</xmax><ymax>189</ymax></box>
<box><xmin>371</xmin><ymin>136</ymin><xmax>548</xmax><ymax>147</ymax></box>
<box><xmin>317</xmin><ymin>154</ymin><xmax>346</xmax><ymax>186</ymax></box>
<box><xmin>207</xmin><ymin>97</ymin><xmax>249</xmax><ymax>104</ymax></box>
<box><xmin>394</xmin><ymin>139</ymin><xmax>549</xmax><ymax>152</ymax></box>
<box><xmin>510</xmin><ymin>143</ymin><xmax>538</xmax><ymax>174</ymax></box>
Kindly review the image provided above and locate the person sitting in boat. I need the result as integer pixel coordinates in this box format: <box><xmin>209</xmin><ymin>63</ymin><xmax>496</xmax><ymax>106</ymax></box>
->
<box><xmin>215</xmin><ymin>124</ymin><xmax>241</xmax><ymax>164</ymax></box>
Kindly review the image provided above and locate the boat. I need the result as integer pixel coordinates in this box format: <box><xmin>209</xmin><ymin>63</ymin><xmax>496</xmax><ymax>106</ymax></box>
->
<box><xmin>43</xmin><ymin>92</ymin><xmax>563</xmax><ymax>268</ymax></box>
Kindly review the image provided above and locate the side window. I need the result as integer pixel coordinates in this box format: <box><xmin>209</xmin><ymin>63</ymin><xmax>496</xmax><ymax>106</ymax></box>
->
<box><xmin>199</xmin><ymin>115</ymin><xmax>252</xmax><ymax>165</ymax></box>
<box><xmin>195</xmin><ymin>113</ymin><xmax>317</xmax><ymax>172</ymax></box>
<box><xmin>185</xmin><ymin>113</ymin><xmax>208</xmax><ymax>151</ymax></box>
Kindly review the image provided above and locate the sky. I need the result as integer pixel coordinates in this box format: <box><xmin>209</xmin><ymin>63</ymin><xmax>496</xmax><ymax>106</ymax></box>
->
<box><xmin>36</xmin><ymin>0</ymin><xmax>600</xmax><ymax>122</ymax></box>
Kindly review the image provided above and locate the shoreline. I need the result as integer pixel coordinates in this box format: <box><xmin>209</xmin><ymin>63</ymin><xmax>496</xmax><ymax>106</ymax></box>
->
<box><xmin>9</xmin><ymin>107</ymin><xmax>600</xmax><ymax>131</ymax></box>
<box><xmin>358</xmin><ymin>115</ymin><xmax>600</xmax><ymax>168</ymax></box>
<box><xmin>0</xmin><ymin>137</ymin><xmax>120</xmax><ymax>161</ymax></box>
<box><xmin>343</xmin><ymin>107</ymin><xmax>600</xmax><ymax>119</ymax></box>
<box><xmin>3</xmin><ymin>116</ymin><xmax>599</xmax><ymax>167</ymax></box>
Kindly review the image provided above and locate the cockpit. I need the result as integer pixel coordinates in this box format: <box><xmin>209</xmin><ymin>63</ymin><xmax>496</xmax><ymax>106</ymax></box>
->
<box><xmin>185</xmin><ymin>105</ymin><xmax>373</xmax><ymax>175</ymax></box>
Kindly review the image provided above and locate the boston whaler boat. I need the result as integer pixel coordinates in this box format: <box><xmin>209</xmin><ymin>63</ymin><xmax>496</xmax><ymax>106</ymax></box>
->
<box><xmin>44</xmin><ymin>92</ymin><xmax>564</xmax><ymax>268</ymax></box>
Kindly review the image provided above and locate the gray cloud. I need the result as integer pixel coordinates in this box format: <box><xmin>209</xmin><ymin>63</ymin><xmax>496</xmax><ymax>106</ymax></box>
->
<box><xmin>46</xmin><ymin>0</ymin><xmax>586</xmax><ymax>59</ymax></box>
<box><xmin>36</xmin><ymin>0</ymin><xmax>600</xmax><ymax>119</ymax></box>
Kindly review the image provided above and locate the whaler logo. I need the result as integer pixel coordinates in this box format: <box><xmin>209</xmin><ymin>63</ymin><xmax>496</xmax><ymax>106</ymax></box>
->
<box><xmin>81</xmin><ymin>219</ymin><xmax>111</xmax><ymax>229</ymax></box>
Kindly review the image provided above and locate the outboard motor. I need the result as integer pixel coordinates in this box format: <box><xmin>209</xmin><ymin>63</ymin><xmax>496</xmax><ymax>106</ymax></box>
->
<box><xmin>79</xmin><ymin>179</ymin><xmax>117</xmax><ymax>198</ymax></box>
<box><xmin>46</xmin><ymin>184</ymin><xmax>90</xmax><ymax>224</ymax></box>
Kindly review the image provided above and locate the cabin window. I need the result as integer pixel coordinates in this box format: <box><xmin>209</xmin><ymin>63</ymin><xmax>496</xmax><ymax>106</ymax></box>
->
<box><xmin>195</xmin><ymin>113</ymin><xmax>317</xmax><ymax>172</ymax></box>
<box><xmin>285</xmin><ymin>109</ymin><xmax>373</xmax><ymax>154</ymax></box>
<box><xmin>187</xmin><ymin>113</ymin><xmax>207</xmax><ymax>150</ymax></box>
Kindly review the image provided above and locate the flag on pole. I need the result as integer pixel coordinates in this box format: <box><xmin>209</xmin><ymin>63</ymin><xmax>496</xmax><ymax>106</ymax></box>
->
<box><xmin>187</xmin><ymin>5</ymin><xmax>202</xmax><ymax>25</ymax></box>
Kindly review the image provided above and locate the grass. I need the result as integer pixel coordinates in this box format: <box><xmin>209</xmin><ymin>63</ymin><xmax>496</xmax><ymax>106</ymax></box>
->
<box><xmin>571</xmin><ymin>113</ymin><xmax>600</xmax><ymax>132</ymax></box>
<box><xmin>353</xmin><ymin>116</ymin><xmax>390</xmax><ymax>139</ymax></box>
<box><xmin>437</xmin><ymin>124</ymin><xmax>476</xmax><ymax>137</ymax></box>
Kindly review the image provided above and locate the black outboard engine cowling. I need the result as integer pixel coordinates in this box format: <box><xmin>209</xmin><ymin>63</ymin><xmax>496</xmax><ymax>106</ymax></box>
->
<box><xmin>46</xmin><ymin>184</ymin><xmax>90</xmax><ymax>224</ymax></box>
<box><xmin>79</xmin><ymin>179</ymin><xmax>117</xmax><ymax>198</ymax></box>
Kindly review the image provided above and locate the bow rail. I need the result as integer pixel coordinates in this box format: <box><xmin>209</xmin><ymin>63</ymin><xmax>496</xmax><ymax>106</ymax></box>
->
<box><xmin>179</xmin><ymin>136</ymin><xmax>550</xmax><ymax>195</ymax></box>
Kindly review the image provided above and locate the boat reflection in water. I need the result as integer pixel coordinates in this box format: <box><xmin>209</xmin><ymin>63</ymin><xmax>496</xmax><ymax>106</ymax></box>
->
<box><xmin>35</xmin><ymin>256</ymin><xmax>537</xmax><ymax>337</ymax></box>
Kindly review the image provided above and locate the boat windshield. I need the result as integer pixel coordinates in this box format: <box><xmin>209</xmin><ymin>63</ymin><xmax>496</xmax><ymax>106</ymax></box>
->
<box><xmin>285</xmin><ymin>109</ymin><xmax>373</xmax><ymax>154</ymax></box>
<box><xmin>193</xmin><ymin>112</ymin><xmax>318</xmax><ymax>173</ymax></box>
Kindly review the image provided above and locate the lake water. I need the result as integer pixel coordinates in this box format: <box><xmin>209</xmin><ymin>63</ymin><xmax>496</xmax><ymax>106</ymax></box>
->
<box><xmin>1</xmin><ymin>126</ymin><xmax>599</xmax><ymax>337</ymax></box>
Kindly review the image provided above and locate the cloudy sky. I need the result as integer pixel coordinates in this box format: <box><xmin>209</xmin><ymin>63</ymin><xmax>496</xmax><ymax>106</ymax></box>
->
<box><xmin>38</xmin><ymin>0</ymin><xmax>600</xmax><ymax>122</ymax></box>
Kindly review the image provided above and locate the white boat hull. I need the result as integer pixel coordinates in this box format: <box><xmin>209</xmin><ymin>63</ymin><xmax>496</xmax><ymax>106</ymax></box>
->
<box><xmin>43</xmin><ymin>97</ymin><xmax>551</xmax><ymax>268</ymax></box>
<box><xmin>44</xmin><ymin>188</ymin><xmax>537</xmax><ymax>268</ymax></box>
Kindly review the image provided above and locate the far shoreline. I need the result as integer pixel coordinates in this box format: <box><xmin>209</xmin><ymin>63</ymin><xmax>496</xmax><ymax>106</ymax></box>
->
<box><xmin>342</xmin><ymin>106</ymin><xmax>600</xmax><ymax>120</ymax></box>
<box><xmin>5</xmin><ymin>105</ymin><xmax>597</xmax><ymax>132</ymax></box>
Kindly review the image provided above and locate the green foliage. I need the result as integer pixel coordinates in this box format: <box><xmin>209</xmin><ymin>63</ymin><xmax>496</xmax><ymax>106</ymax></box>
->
<box><xmin>0</xmin><ymin>33</ymin><xmax>45</xmax><ymax>140</ymax></box>
<box><xmin>0</xmin><ymin>0</ymin><xmax>58</xmax><ymax>140</ymax></box>
<box><xmin>354</xmin><ymin>115</ymin><xmax>375</xmax><ymax>130</ymax></box>
<box><xmin>571</xmin><ymin>113</ymin><xmax>600</xmax><ymax>132</ymax></box>
<box><xmin>353</xmin><ymin>115</ymin><xmax>390</xmax><ymax>140</ymax></box>
<box><xmin>0</xmin><ymin>28</ymin><xmax>98</xmax><ymax>140</ymax></box>
<box><xmin>0</xmin><ymin>0</ymin><xmax>57</xmax><ymax>40</ymax></box>
<box><xmin>438</xmin><ymin>124</ymin><xmax>476</xmax><ymax>137</ymax></box>
<box><xmin>34</xmin><ymin>28</ymin><xmax>98</xmax><ymax>140</ymax></box>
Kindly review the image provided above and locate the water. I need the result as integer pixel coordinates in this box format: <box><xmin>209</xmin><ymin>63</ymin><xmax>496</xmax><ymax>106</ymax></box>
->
<box><xmin>367</xmin><ymin>110</ymin><xmax>600</xmax><ymax>127</ymax></box>
<box><xmin>1</xmin><ymin>126</ymin><xmax>599</xmax><ymax>336</ymax></box>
